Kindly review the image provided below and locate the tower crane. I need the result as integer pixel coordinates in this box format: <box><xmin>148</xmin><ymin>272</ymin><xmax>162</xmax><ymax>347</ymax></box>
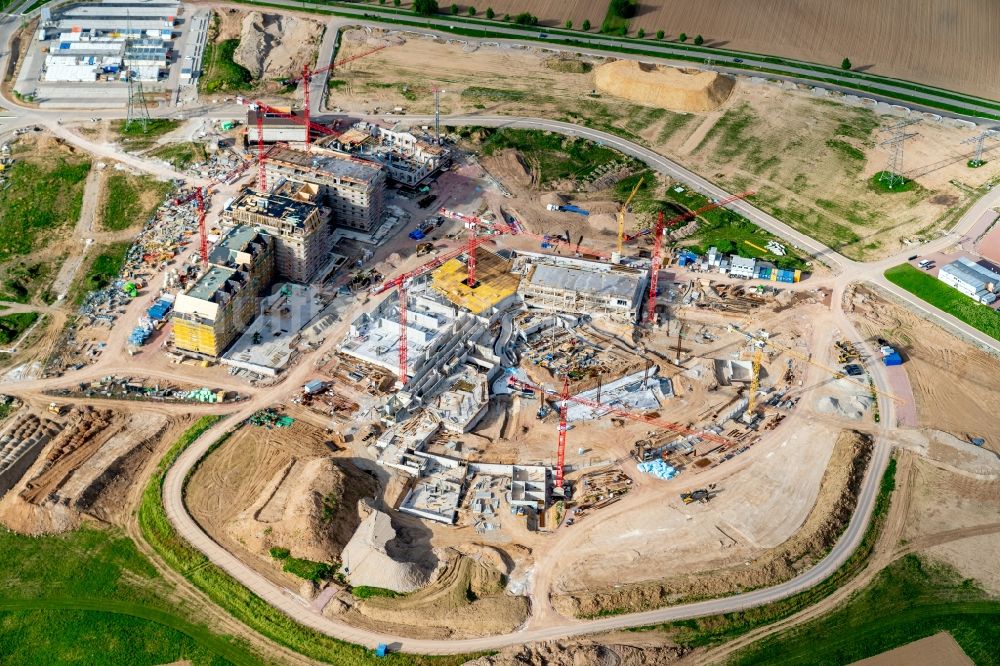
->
<box><xmin>280</xmin><ymin>45</ymin><xmax>388</xmax><ymax>146</ymax></box>
<box><xmin>371</xmin><ymin>236</ymin><xmax>498</xmax><ymax>385</ymax></box>
<box><xmin>243</xmin><ymin>99</ymin><xmax>341</xmax><ymax>191</ymax></box>
<box><xmin>727</xmin><ymin>324</ymin><xmax>904</xmax><ymax>423</ymax></box>
<box><xmin>616</xmin><ymin>176</ymin><xmax>644</xmax><ymax>259</ymax></box>
<box><xmin>508</xmin><ymin>375</ymin><xmax>735</xmax><ymax>488</ymax></box>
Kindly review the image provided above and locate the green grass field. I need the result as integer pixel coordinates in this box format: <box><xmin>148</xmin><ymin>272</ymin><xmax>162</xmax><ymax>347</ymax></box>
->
<box><xmin>200</xmin><ymin>39</ymin><xmax>255</xmax><ymax>94</ymax></box>
<box><xmin>0</xmin><ymin>312</ymin><xmax>39</xmax><ymax>345</ymax></box>
<box><xmin>478</xmin><ymin>128</ymin><xmax>632</xmax><ymax>185</ymax></box>
<box><xmin>138</xmin><ymin>418</ymin><xmax>476</xmax><ymax>665</ymax></box>
<box><xmin>149</xmin><ymin>142</ymin><xmax>210</xmax><ymax>170</ymax></box>
<box><xmin>101</xmin><ymin>174</ymin><xmax>172</xmax><ymax>231</ymax></box>
<box><xmin>0</xmin><ymin>524</ymin><xmax>261</xmax><ymax>666</ymax></box>
<box><xmin>0</xmin><ymin>260</ymin><xmax>57</xmax><ymax>304</ymax></box>
<box><xmin>728</xmin><ymin>555</ymin><xmax>1000</xmax><ymax>665</ymax></box>
<box><xmin>884</xmin><ymin>263</ymin><xmax>1000</xmax><ymax>341</ymax></box>
<box><xmin>0</xmin><ymin>158</ymin><xmax>91</xmax><ymax>263</ymax></box>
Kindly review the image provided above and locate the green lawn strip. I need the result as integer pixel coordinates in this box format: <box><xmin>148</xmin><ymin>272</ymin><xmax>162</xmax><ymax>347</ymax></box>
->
<box><xmin>75</xmin><ymin>241</ymin><xmax>131</xmax><ymax>304</ymax></box>
<box><xmin>101</xmin><ymin>173</ymin><xmax>172</xmax><ymax>231</ymax></box>
<box><xmin>0</xmin><ymin>600</ymin><xmax>259</xmax><ymax>666</ymax></box>
<box><xmin>0</xmin><ymin>522</ymin><xmax>260</xmax><ymax>666</ymax></box>
<box><xmin>727</xmin><ymin>555</ymin><xmax>1000</xmax><ymax>665</ymax></box>
<box><xmin>352</xmin><ymin>586</ymin><xmax>401</xmax><ymax>600</ymax></box>
<box><xmin>232</xmin><ymin>0</ymin><xmax>1000</xmax><ymax>119</ymax></box>
<box><xmin>665</xmin><ymin>187</ymin><xmax>809</xmax><ymax>271</ymax></box>
<box><xmin>0</xmin><ymin>158</ymin><xmax>91</xmax><ymax>263</ymax></box>
<box><xmin>0</xmin><ymin>312</ymin><xmax>38</xmax><ymax>345</ymax></box>
<box><xmin>884</xmin><ymin>264</ymin><xmax>1000</xmax><ymax>341</ymax></box>
<box><xmin>138</xmin><ymin>418</ymin><xmax>478</xmax><ymax>665</ymax></box>
<box><xmin>200</xmin><ymin>39</ymin><xmax>255</xmax><ymax>94</ymax></box>
<box><xmin>630</xmin><ymin>457</ymin><xmax>897</xmax><ymax>647</ymax></box>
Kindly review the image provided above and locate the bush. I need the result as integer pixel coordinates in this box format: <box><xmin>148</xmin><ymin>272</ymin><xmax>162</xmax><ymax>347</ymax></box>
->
<box><xmin>565</xmin><ymin>20</ymin><xmax>572</xmax><ymax>29</ymax></box>
<box><xmin>637</xmin><ymin>28</ymin><xmax>645</xmax><ymax>38</ymax></box>
<box><xmin>502</xmin><ymin>13</ymin><xmax>509</xmax><ymax>21</ymax></box>
<box><xmin>352</xmin><ymin>586</ymin><xmax>400</xmax><ymax>599</ymax></box>
<box><xmin>513</xmin><ymin>12</ymin><xmax>537</xmax><ymax>25</ymax></box>
<box><xmin>609</xmin><ymin>0</ymin><xmax>637</xmax><ymax>19</ymax></box>
<box><xmin>394</xmin><ymin>0</ymin><xmax>400</xmax><ymax>5</ymax></box>
<box><xmin>269</xmin><ymin>547</ymin><xmax>291</xmax><ymax>560</ymax></box>
<box><xmin>694</xmin><ymin>34</ymin><xmax>704</xmax><ymax>45</ymax></box>
<box><xmin>656</xmin><ymin>30</ymin><xmax>664</xmax><ymax>39</ymax></box>
<box><xmin>467</xmin><ymin>6</ymin><xmax>475</xmax><ymax>15</ymax></box>
<box><xmin>842</xmin><ymin>57</ymin><xmax>853</xmax><ymax>70</ymax></box>
<box><xmin>413</xmin><ymin>0</ymin><xmax>438</xmax><ymax>16</ymax></box>
<box><xmin>282</xmin><ymin>557</ymin><xmax>335</xmax><ymax>582</ymax></box>
<box><xmin>582</xmin><ymin>19</ymin><xmax>591</xmax><ymax>30</ymax></box>
<box><xmin>485</xmin><ymin>6</ymin><xmax>493</xmax><ymax>19</ymax></box>
<box><xmin>679</xmin><ymin>32</ymin><xmax>687</xmax><ymax>42</ymax></box>
<box><xmin>450</xmin><ymin>2</ymin><xmax>458</xmax><ymax>14</ymax></box>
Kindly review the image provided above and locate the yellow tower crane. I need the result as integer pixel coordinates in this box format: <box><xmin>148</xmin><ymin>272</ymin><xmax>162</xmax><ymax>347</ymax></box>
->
<box><xmin>617</xmin><ymin>176</ymin><xmax>644</xmax><ymax>258</ymax></box>
<box><xmin>728</xmin><ymin>324</ymin><xmax>904</xmax><ymax>423</ymax></box>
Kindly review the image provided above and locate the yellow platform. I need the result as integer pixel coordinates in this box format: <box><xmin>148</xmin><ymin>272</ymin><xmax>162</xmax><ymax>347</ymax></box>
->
<box><xmin>431</xmin><ymin>249</ymin><xmax>520</xmax><ymax>315</ymax></box>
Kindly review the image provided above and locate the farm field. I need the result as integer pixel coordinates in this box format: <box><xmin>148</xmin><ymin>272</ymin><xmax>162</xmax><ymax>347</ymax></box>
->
<box><xmin>405</xmin><ymin>1</ymin><xmax>1000</xmax><ymax>99</ymax></box>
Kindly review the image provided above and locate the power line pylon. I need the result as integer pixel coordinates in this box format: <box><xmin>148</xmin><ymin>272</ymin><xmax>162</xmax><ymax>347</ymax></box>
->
<box><xmin>124</xmin><ymin>12</ymin><xmax>149</xmax><ymax>132</ymax></box>
<box><xmin>962</xmin><ymin>129</ymin><xmax>998</xmax><ymax>167</ymax></box>
<box><xmin>878</xmin><ymin>119</ymin><xmax>919</xmax><ymax>189</ymax></box>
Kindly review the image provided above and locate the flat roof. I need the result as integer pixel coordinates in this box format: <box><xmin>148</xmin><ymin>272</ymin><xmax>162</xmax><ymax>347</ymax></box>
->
<box><xmin>267</xmin><ymin>146</ymin><xmax>383</xmax><ymax>185</ymax></box>
<box><xmin>527</xmin><ymin>262</ymin><xmax>644</xmax><ymax>302</ymax></box>
<box><xmin>187</xmin><ymin>266</ymin><xmax>237</xmax><ymax>301</ymax></box>
<box><xmin>209</xmin><ymin>225</ymin><xmax>264</xmax><ymax>266</ymax></box>
<box><xmin>941</xmin><ymin>257</ymin><xmax>1000</xmax><ymax>288</ymax></box>
<box><xmin>229</xmin><ymin>190</ymin><xmax>317</xmax><ymax>227</ymax></box>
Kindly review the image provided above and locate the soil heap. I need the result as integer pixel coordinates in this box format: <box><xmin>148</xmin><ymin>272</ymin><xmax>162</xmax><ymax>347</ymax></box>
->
<box><xmin>340</xmin><ymin>507</ymin><xmax>430</xmax><ymax>593</ymax></box>
<box><xmin>595</xmin><ymin>60</ymin><xmax>735</xmax><ymax>112</ymax></box>
<box><xmin>233</xmin><ymin>12</ymin><xmax>323</xmax><ymax>80</ymax></box>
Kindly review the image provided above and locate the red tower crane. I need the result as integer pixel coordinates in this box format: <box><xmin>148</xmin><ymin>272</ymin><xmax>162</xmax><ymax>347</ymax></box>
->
<box><xmin>283</xmin><ymin>45</ymin><xmax>388</xmax><ymax>142</ymax></box>
<box><xmin>438</xmin><ymin>208</ymin><xmax>610</xmax><ymax>259</ymax></box>
<box><xmin>647</xmin><ymin>210</ymin><xmax>665</xmax><ymax>325</ymax></box>
<box><xmin>371</xmin><ymin>236</ymin><xmax>497</xmax><ymax>384</ymax></box>
<box><xmin>555</xmin><ymin>376</ymin><xmax>570</xmax><ymax>489</ymax></box>
<box><xmin>246</xmin><ymin>100</ymin><xmax>342</xmax><ymax>191</ymax></box>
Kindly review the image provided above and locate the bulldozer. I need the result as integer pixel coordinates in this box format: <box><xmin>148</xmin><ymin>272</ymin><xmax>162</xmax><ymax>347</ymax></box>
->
<box><xmin>47</xmin><ymin>402</ymin><xmax>65</xmax><ymax>416</ymax></box>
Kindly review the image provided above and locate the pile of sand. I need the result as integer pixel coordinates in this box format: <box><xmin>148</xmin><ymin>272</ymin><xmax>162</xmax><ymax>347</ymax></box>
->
<box><xmin>816</xmin><ymin>394</ymin><xmax>873</xmax><ymax>420</ymax></box>
<box><xmin>340</xmin><ymin>507</ymin><xmax>430</xmax><ymax>593</ymax></box>
<box><xmin>594</xmin><ymin>60</ymin><xmax>735</xmax><ymax>112</ymax></box>
<box><xmin>233</xmin><ymin>12</ymin><xmax>323</xmax><ymax>80</ymax></box>
<box><xmin>226</xmin><ymin>457</ymin><xmax>372</xmax><ymax>564</ymax></box>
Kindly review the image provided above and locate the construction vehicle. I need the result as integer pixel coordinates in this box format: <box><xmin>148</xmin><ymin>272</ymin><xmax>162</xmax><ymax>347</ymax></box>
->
<box><xmin>680</xmin><ymin>486</ymin><xmax>716</xmax><ymax>504</ymax></box>
<box><xmin>47</xmin><ymin>402</ymin><xmax>64</xmax><ymax>416</ymax></box>
<box><xmin>546</xmin><ymin>203</ymin><xmax>589</xmax><ymax>216</ymax></box>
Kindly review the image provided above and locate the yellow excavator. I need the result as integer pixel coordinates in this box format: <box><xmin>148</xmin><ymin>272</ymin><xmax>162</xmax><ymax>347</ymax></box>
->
<box><xmin>617</xmin><ymin>176</ymin><xmax>644</xmax><ymax>258</ymax></box>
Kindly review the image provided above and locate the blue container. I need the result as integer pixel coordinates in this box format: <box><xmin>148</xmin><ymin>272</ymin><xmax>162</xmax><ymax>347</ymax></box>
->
<box><xmin>758</xmin><ymin>266</ymin><xmax>772</xmax><ymax>280</ymax></box>
<box><xmin>408</xmin><ymin>229</ymin><xmax>425</xmax><ymax>240</ymax></box>
<box><xmin>883</xmin><ymin>352</ymin><xmax>903</xmax><ymax>366</ymax></box>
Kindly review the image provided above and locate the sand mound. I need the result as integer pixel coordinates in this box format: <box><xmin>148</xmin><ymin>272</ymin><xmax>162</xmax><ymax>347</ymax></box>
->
<box><xmin>482</xmin><ymin>149</ymin><xmax>534</xmax><ymax>190</ymax></box>
<box><xmin>594</xmin><ymin>60</ymin><xmax>734</xmax><ymax>112</ymax></box>
<box><xmin>340</xmin><ymin>507</ymin><xmax>430</xmax><ymax>593</ymax></box>
<box><xmin>226</xmin><ymin>457</ymin><xmax>372</xmax><ymax>564</ymax></box>
<box><xmin>233</xmin><ymin>12</ymin><xmax>323</xmax><ymax>80</ymax></box>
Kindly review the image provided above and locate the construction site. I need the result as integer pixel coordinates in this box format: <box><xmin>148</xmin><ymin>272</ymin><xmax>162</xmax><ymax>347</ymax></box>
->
<box><xmin>0</xmin><ymin>3</ymin><xmax>998</xmax><ymax>663</ymax></box>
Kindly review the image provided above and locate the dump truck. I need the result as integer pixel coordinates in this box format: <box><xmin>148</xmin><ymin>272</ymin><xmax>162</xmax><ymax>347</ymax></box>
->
<box><xmin>545</xmin><ymin>203</ymin><xmax>590</xmax><ymax>216</ymax></box>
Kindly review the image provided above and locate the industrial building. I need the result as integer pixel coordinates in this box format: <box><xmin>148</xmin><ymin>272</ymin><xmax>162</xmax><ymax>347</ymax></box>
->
<box><xmin>938</xmin><ymin>257</ymin><xmax>1000</xmax><ymax>304</ymax></box>
<box><xmin>246</xmin><ymin>108</ymin><xmax>309</xmax><ymax>145</ymax></box>
<box><xmin>264</xmin><ymin>146</ymin><xmax>386</xmax><ymax>233</ymax></box>
<box><xmin>223</xmin><ymin>188</ymin><xmax>329</xmax><ymax>283</ymax></box>
<box><xmin>513</xmin><ymin>252</ymin><xmax>648</xmax><ymax>323</ymax></box>
<box><xmin>38</xmin><ymin>1</ymin><xmax>176</xmax><ymax>82</ymax></box>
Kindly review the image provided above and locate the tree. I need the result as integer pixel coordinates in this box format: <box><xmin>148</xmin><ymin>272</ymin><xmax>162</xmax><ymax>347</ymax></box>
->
<box><xmin>513</xmin><ymin>12</ymin><xmax>537</xmax><ymax>25</ymax></box>
<box><xmin>637</xmin><ymin>28</ymin><xmax>645</xmax><ymax>38</ymax></box>
<box><xmin>679</xmin><ymin>32</ymin><xmax>688</xmax><ymax>42</ymax></box>
<box><xmin>394</xmin><ymin>0</ymin><xmax>401</xmax><ymax>5</ymax></box>
<box><xmin>502</xmin><ymin>13</ymin><xmax>510</xmax><ymax>21</ymax></box>
<box><xmin>413</xmin><ymin>0</ymin><xmax>438</xmax><ymax>16</ymax></box>
<box><xmin>582</xmin><ymin>19</ymin><xmax>591</xmax><ymax>30</ymax></box>
<box><xmin>468</xmin><ymin>6</ymin><xmax>476</xmax><ymax>15</ymax></box>
<box><xmin>565</xmin><ymin>20</ymin><xmax>572</xmax><ymax>29</ymax></box>
<box><xmin>450</xmin><ymin>3</ymin><xmax>458</xmax><ymax>14</ymax></box>
<box><xmin>694</xmin><ymin>34</ymin><xmax>704</xmax><ymax>46</ymax></box>
<box><xmin>485</xmin><ymin>6</ymin><xmax>494</xmax><ymax>19</ymax></box>
<box><xmin>656</xmin><ymin>30</ymin><xmax>664</xmax><ymax>40</ymax></box>
<box><xmin>841</xmin><ymin>57</ymin><xmax>852</xmax><ymax>70</ymax></box>
<box><xmin>609</xmin><ymin>0</ymin><xmax>637</xmax><ymax>19</ymax></box>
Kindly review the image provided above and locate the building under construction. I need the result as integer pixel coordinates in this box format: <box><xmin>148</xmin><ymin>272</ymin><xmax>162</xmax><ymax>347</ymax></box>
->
<box><xmin>173</xmin><ymin>226</ymin><xmax>274</xmax><ymax>357</ymax></box>
<box><xmin>223</xmin><ymin>188</ymin><xmax>329</xmax><ymax>283</ymax></box>
<box><xmin>513</xmin><ymin>252</ymin><xmax>648</xmax><ymax>323</ymax></box>
<box><xmin>264</xmin><ymin>146</ymin><xmax>386</xmax><ymax>233</ymax></box>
